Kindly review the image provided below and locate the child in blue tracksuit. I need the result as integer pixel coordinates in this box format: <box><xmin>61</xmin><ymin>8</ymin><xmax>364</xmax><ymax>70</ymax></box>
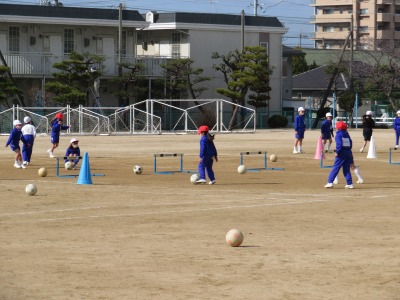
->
<box><xmin>293</xmin><ymin>107</ymin><xmax>306</xmax><ymax>154</ymax></box>
<box><xmin>21</xmin><ymin>116</ymin><xmax>36</xmax><ymax>166</ymax></box>
<box><xmin>196</xmin><ymin>125</ymin><xmax>218</xmax><ymax>185</ymax></box>
<box><xmin>48</xmin><ymin>112</ymin><xmax>71</xmax><ymax>158</ymax></box>
<box><xmin>324</xmin><ymin>121</ymin><xmax>354</xmax><ymax>189</ymax></box>
<box><xmin>65</xmin><ymin>138</ymin><xmax>81</xmax><ymax>169</ymax></box>
<box><xmin>320</xmin><ymin>112</ymin><xmax>334</xmax><ymax>152</ymax></box>
<box><xmin>393</xmin><ymin>110</ymin><xmax>400</xmax><ymax>149</ymax></box>
<box><xmin>5</xmin><ymin>120</ymin><xmax>29</xmax><ymax>169</ymax></box>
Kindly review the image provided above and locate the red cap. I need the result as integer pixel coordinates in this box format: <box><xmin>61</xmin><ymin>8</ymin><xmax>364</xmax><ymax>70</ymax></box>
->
<box><xmin>197</xmin><ymin>125</ymin><xmax>209</xmax><ymax>134</ymax></box>
<box><xmin>336</xmin><ymin>121</ymin><xmax>347</xmax><ymax>131</ymax></box>
<box><xmin>55</xmin><ymin>113</ymin><xmax>64</xmax><ymax>120</ymax></box>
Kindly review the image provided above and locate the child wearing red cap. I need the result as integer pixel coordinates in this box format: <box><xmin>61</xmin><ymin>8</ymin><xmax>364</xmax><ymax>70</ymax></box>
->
<box><xmin>47</xmin><ymin>113</ymin><xmax>71</xmax><ymax>158</ymax></box>
<box><xmin>324</xmin><ymin>121</ymin><xmax>354</xmax><ymax>189</ymax></box>
<box><xmin>196</xmin><ymin>125</ymin><xmax>218</xmax><ymax>184</ymax></box>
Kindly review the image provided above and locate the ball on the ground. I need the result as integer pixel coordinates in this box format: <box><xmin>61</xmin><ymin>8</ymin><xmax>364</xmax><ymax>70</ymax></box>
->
<box><xmin>65</xmin><ymin>161</ymin><xmax>74</xmax><ymax>170</ymax></box>
<box><xmin>38</xmin><ymin>167</ymin><xmax>48</xmax><ymax>177</ymax></box>
<box><xmin>237</xmin><ymin>165</ymin><xmax>247</xmax><ymax>174</ymax></box>
<box><xmin>25</xmin><ymin>183</ymin><xmax>37</xmax><ymax>196</ymax></box>
<box><xmin>133</xmin><ymin>165</ymin><xmax>143</xmax><ymax>174</ymax></box>
<box><xmin>226</xmin><ymin>229</ymin><xmax>244</xmax><ymax>247</ymax></box>
<box><xmin>270</xmin><ymin>154</ymin><xmax>278</xmax><ymax>162</ymax></box>
<box><xmin>190</xmin><ymin>173</ymin><xmax>200</xmax><ymax>184</ymax></box>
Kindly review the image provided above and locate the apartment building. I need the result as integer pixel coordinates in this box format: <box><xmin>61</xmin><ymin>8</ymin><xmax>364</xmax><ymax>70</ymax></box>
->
<box><xmin>310</xmin><ymin>0</ymin><xmax>400</xmax><ymax>49</ymax></box>
<box><xmin>0</xmin><ymin>3</ymin><xmax>287</xmax><ymax>112</ymax></box>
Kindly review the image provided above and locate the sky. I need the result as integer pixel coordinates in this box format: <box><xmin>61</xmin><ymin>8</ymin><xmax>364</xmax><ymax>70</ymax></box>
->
<box><xmin>6</xmin><ymin>0</ymin><xmax>314</xmax><ymax>48</ymax></box>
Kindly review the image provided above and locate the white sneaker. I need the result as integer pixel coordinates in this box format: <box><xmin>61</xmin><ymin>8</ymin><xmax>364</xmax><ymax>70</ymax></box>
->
<box><xmin>14</xmin><ymin>163</ymin><xmax>21</xmax><ymax>169</ymax></box>
<box><xmin>293</xmin><ymin>150</ymin><xmax>299</xmax><ymax>154</ymax></box>
<box><xmin>47</xmin><ymin>149</ymin><xmax>52</xmax><ymax>154</ymax></box>
<box><xmin>324</xmin><ymin>183</ymin><xmax>333</xmax><ymax>188</ymax></box>
<box><xmin>49</xmin><ymin>153</ymin><xmax>55</xmax><ymax>158</ymax></box>
<box><xmin>209</xmin><ymin>180</ymin><xmax>216</xmax><ymax>185</ymax></box>
<box><xmin>22</xmin><ymin>161</ymin><xmax>28</xmax><ymax>166</ymax></box>
<box><xmin>20</xmin><ymin>164</ymin><xmax>26</xmax><ymax>169</ymax></box>
<box><xmin>357</xmin><ymin>179</ymin><xmax>364</xmax><ymax>184</ymax></box>
<box><xmin>196</xmin><ymin>179</ymin><xmax>206</xmax><ymax>184</ymax></box>
<box><xmin>345</xmin><ymin>184</ymin><xmax>354</xmax><ymax>189</ymax></box>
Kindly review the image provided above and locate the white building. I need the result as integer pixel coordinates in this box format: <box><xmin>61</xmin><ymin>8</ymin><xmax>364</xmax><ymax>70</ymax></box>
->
<box><xmin>0</xmin><ymin>3</ymin><xmax>287</xmax><ymax>112</ymax></box>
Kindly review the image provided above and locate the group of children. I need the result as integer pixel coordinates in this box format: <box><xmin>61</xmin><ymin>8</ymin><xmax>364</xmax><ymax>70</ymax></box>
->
<box><xmin>5</xmin><ymin>113</ymin><xmax>80</xmax><ymax>170</ymax></box>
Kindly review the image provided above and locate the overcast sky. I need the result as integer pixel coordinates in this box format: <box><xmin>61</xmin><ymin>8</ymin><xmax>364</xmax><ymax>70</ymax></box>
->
<box><xmin>5</xmin><ymin>0</ymin><xmax>314</xmax><ymax>48</ymax></box>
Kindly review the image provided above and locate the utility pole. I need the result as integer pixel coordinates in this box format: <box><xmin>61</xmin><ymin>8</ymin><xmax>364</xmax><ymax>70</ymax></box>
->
<box><xmin>118</xmin><ymin>3</ymin><xmax>124</xmax><ymax>106</ymax></box>
<box><xmin>254</xmin><ymin>0</ymin><xmax>258</xmax><ymax>16</ymax></box>
<box><xmin>241</xmin><ymin>10</ymin><xmax>245</xmax><ymax>52</ymax></box>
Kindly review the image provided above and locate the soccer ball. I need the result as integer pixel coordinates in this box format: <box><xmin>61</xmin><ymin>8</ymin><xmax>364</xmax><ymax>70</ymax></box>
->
<box><xmin>25</xmin><ymin>184</ymin><xmax>37</xmax><ymax>196</ymax></box>
<box><xmin>65</xmin><ymin>161</ymin><xmax>74</xmax><ymax>170</ymax></box>
<box><xmin>237</xmin><ymin>165</ymin><xmax>247</xmax><ymax>174</ymax></box>
<box><xmin>226</xmin><ymin>229</ymin><xmax>244</xmax><ymax>247</ymax></box>
<box><xmin>270</xmin><ymin>154</ymin><xmax>278</xmax><ymax>162</ymax></box>
<box><xmin>133</xmin><ymin>165</ymin><xmax>143</xmax><ymax>174</ymax></box>
<box><xmin>38</xmin><ymin>167</ymin><xmax>48</xmax><ymax>177</ymax></box>
<box><xmin>190</xmin><ymin>173</ymin><xmax>200</xmax><ymax>184</ymax></box>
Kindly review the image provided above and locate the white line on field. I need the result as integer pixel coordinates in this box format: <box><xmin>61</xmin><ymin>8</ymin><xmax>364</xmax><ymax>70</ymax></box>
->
<box><xmin>36</xmin><ymin>199</ymin><xmax>330</xmax><ymax>222</ymax></box>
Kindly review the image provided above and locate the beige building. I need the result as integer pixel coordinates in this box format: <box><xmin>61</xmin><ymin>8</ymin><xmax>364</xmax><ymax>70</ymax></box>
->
<box><xmin>310</xmin><ymin>0</ymin><xmax>400</xmax><ymax>49</ymax></box>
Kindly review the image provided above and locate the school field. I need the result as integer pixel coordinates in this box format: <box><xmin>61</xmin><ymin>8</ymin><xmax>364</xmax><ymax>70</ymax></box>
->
<box><xmin>0</xmin><ymin>129</ymin><xmax>399</xmax><ymax>300</ymax></box>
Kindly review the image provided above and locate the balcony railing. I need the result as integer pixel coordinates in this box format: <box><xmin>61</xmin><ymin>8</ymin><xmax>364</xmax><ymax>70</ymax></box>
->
<box><xmin>0</xmin><ymin>52</ymin><xmax>174</xmax><ymax>78</ymax></box>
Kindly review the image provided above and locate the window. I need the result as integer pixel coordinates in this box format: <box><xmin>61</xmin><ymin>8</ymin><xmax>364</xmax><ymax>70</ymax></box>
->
<box><xmin>117</xmin><ymin>31</ymin><xmax>127</xmax><ymax>56</ymax></box>
<box><xmin>64</xmin><ymin>29</ymin><xmax>74</xmax><ymax>54</ymax></box>
<box><xmin>359</xmin><ymin>26</ymin><xmax>368</xmax><ymax>32</ymax></box>
<box><xmin>323</xmin><ymin>27</ymin><xmax>335</xmax><ymax>32</ymax></box>
<box><xmin>297</xmin><ymin>93</ymin><xmax>302</xmax><ymax>99</ymax></box>
<box><xmin>9</xmin><ymin>26</ymin><xmax>20</xmax><ymax>53</ymax></box>
<box><xmin>323</xmin><ymin>9</ymin><xmax>334</xmax><ymax>14</ymax></box>
<box><xmin>260</xmin><ymin>42</ymin><xmax>269</xmax><ymax>55</ymax></box>
<box><xmin>360</xmin><ymin>9</ymin><xmax>369</xmax><ymax>15</ymax></box>
<box><xmin>171</xmin><ymin>32</ymin><xmax>181</xmax><ymax>58</ymax></box>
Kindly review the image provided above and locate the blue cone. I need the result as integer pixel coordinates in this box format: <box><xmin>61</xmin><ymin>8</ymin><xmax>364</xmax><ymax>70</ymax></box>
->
<box><xmin>77</xmin><ymin>152</ymin><xmax>93</xmax><ymax>185</ymax></box>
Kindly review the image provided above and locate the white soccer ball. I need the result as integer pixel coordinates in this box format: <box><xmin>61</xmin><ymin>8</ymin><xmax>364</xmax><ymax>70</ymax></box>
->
<box><xmin>65</xmin><ymin>161</ymin><xmax>74</xmax><ymax>170</ymax></box>
<box><xmin>38</xmin><ymin>167</ymin><xmax>48</xmax><ymax>177</ymax></box>
<box><xmin>226</xmin><ymin>229</ymin><xmax>244</xmax><ymax>247</ymax></box>
<box><xmin>237</xmin><ymin>165</ymin><xmax>247</xmax><ymax>174</ymax></box>
<box><xmin>25</xmin><ymin>183</ymin><xmax>37</xmax><ymax>196</ymax></box>
<box><xmin>190</xmin><ymin>173</ymin><xmax>200</xmax><ymax>184</ymax></box>
<box><xmin>133</xmin><ymin>165</ymin><xmax>143</xmax><ymax>174</ymax></box>
<box><xmin>270</xmin><ymin>154</ymin><xmax>278</xmax><ymax>162</ymax></box>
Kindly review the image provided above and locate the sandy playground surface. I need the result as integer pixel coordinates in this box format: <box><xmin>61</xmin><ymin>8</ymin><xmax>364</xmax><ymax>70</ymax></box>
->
<box><xmin>0</xmin><ymin>128</ymin><xmax>399</xmax><ymax>300</ymax></box>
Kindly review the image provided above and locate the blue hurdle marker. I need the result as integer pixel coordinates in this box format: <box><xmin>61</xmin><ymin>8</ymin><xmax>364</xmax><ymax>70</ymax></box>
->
<box><xmin>153</xmin><ymin>153</ymin><xmax>197</xmax><ymax>175</ymax></box>
<box><xmin>389</xmin><ymin>148</ymin><xmax>400</xmax><ymax>165</ymax></box>
<box><xmin>319</xmin><ymin>152</ymin><xmax>333</xmax><ymax>169</ymax></box>
<box><xmin>55</xmin><ymin>156</ymin><xmax>105</xmax><ymax>178</ymax></box>
<box><xmin>239</xmin><ymin>151</ymin><xmax>284</xmax><ymax>171</ymax></box>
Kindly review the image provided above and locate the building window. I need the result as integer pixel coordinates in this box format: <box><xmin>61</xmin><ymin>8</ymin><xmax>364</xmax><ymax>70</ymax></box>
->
<box><xmin>359</xmin><ymin>26</ymin><xmax>368</xmax><ymax>32</ymax></box>
<box><xmin>171</xmin><ymin>32</ymin><xmax>181</xmax><ymax>58</ymax></box>
<box><xmin>117</xmin><ymin>31</ymin><xmax>127</xmax><ymax>57</ymax></box>
<box><xmin>9</xmin><ymin>26</ymin><xmax>20</xmax><ymax>53</ymax></box>
<box><xmin>323</xmin><ymin>9</ymin><xmax>334</xmax><ymax>15</ymax></box>
<box><xmin>297</xmin><ymin>93</ymin><xmax>302</xmax><ymax>99</ymax></box>
<box><xmin>64</xmin><ymin>29</ymin><xmax>74</xmax><ymax>54</ymax></box>
<box><xmin>260</xmin><ymin>42</ymin><xmax>269</xmax><ymax>55</ymax></box>
<box><xmin>323</xmin><ymin>27</ymin><xmax>335</xmax><ymax>32</ymax></box>
<box><xmin>360</xmin><ymin>8</ymin><xmax>369</xmax><ymax>15</ymax></box>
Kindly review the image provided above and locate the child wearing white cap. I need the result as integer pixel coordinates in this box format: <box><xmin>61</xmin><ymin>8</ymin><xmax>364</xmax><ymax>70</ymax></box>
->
<box><xmin>65</xmin><ymin>138</ymin><xmax>81</xmax><ymax>170</ymax></box>
<box><xmin>293</xmin><ymin>107</ymin><xmax>306</xmax><ymax>154</ymax></box>
<box><xmin>21</xmin><ymin>116</ymin><xmax>36</xmax><ymax>165</ymax></box>
<box><xmin>5</xmin><ymin>120</ymin><xmax>29</xmax><ymax>169</ymax></box>
<box><xmin>360</xmin><ymin>111</ymin><xmax>375</xmax><ymax>152</ymax></box>
<box><xmin>393</xmin><ymin>110</ymin><xmax>400</xmax><ymax>149</ymax></box>
<box><xmin>320</xmin><ymin>112</ymin><xmax>334</xmax><ymax>152</ymax></box>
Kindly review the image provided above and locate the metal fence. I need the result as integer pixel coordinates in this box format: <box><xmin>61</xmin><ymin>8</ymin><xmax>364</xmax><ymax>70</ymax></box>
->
<box><xmin>0</xmin><ymin>99</ymin><xmax>256</xmax><ymax>135</ymax></box>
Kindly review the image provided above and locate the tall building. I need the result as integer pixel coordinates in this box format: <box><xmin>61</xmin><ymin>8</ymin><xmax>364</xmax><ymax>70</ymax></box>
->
<box><xmin>310</xmin><ymin>0</ymin><xmax>400</xmax><ymax>50</ymax></box>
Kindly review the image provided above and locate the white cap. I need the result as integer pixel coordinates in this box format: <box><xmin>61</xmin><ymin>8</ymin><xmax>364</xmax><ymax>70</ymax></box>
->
<box><xmin>366</xmin><ymin>111</ymin><xmax>373</xmax><ymax>116</ymax></box>
<box><xmin>24</xmin><ymin>116</ymin><xmax>31</xmax><ymax>123</ymax></box>
<box><xmin>326</xmin><ymin>112</ymin><xmax>333</xmax><ymax>117</ymax></box>
<box><xmin>13</xmin><ymin>120</ymin><xmax>22</xmax><ymax>126</ymax></box>
<box><xmin>70</xmin><ymin>138</ymin><xmax>79</xmax><ymax>144</ymax></box>
<box><xmin>397</xmin><ymin>110</ymin><xmax>400</xmax><ymax>114</ymax></box>
<box><xmin>298</xmin><ymin>107</ymin><xmax>305</xmax><ymax>112</ymax></box>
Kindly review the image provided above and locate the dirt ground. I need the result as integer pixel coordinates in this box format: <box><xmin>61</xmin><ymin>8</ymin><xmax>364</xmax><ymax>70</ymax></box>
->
<box><xmin>0</xmin><ymin>128</ymin><xmax>399</xmax><ymax>300</ymax></box>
